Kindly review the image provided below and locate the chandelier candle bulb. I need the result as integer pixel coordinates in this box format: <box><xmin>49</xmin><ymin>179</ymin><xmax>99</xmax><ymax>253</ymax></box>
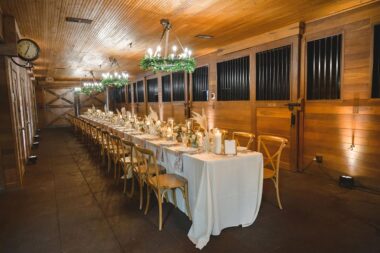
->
<box><xmin>147</xmin><ymin>48</ymin><xmax>153</xmax><ymax>57</ymax></box>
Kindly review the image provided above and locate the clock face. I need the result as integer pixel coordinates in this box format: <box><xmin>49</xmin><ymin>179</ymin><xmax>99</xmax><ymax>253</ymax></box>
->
<box><xmin>17</xmin><ymin>39</ymin><xmax>40</xmax><ymax>61</ymax></box>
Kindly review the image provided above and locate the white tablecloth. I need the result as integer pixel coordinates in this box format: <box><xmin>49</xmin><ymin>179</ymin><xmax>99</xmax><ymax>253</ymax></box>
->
<box><xmin>81</xmin><ymin>116</ymin><xmax>264</xmax><ymax>249</ymax></box>
<box><xmin>183</xmin><ymin>152</ymin><xmax>263</xmax><ymax>249</ymax></box>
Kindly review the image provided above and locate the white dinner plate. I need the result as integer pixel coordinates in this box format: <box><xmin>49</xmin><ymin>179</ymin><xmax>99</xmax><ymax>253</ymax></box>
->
<box><xmin>237</xmin><ymin>146</ymin><xmax>248</xmax><ymax>152</ymax></box>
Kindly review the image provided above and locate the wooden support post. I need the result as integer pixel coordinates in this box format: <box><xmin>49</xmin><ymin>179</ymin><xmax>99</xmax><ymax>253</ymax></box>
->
<box><xmin>0</xmin><ymin>15</ymin><xmax>18</xmax><ymax>56</ymax></box>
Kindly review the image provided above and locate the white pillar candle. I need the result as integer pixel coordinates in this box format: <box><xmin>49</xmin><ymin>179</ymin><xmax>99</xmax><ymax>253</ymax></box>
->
<box><xmin>168</xmin><ymin>118</ymin><xmax>174</xmax><ymax>129</ymax></box>
<box><xmin>167</xmin><ymin>127</ymin><xmax>173</xmax><ymax>139</ymax></box>
<box><xmin>214</xmin><ymin>130</ymin><xmax>222</xmax><ymax>154</ymax></box>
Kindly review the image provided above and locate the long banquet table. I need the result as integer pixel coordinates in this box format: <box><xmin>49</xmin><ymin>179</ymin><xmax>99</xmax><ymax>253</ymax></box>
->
<box><xmin>81</xmin><ymin>115</ymin><xmax>264</xmax><ymax>249</ymax></box>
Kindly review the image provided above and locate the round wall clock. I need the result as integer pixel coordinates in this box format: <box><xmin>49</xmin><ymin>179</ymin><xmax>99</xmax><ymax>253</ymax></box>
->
<box><xmin>16</xmin><ymin>38</ymin><xmax>40</xmax><ymax>62</ymax></box>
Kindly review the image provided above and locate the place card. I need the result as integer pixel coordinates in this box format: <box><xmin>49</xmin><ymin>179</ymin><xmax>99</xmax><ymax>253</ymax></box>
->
<box><xmin>224</xmin><ymin>140</ymin><xmax>237</xmax><ymax>155</ymax></box>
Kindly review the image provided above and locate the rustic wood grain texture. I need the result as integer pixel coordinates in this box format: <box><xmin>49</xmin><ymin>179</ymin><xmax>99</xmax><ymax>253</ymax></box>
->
<box><xmin>300</xmin><ymin>3</ymin><xmax>380</xmax><ymax>189</ymax></box>
<box><xmin>0</xmin><ymin>0</ymin><xmax>375</xmax><ymax>82</ymax></box>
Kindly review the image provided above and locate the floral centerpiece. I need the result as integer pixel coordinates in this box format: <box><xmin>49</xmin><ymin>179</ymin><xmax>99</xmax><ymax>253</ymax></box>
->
<box><xmin>191</xmin><ymin>108</ymin><xmax>210</xmax><ymax>151</ymax></box>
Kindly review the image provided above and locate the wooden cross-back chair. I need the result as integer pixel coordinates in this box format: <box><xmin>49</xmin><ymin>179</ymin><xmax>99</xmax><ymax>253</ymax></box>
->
<box><xmin>232</xmin><ymin>131</ymin><xmax>255</xmax><ymax>149</ymax></box>
<box><xmin>133</xmin><ymin>145</ymin><xmax>166</xmax><ymax>210</ymax></box>
<box><xmin>109</xmin><ymin>134</ymin><xmax>124</xmax><ymax>181</ymax></box>
<box><xmin>119</xmin><ymin>139</ymin><xmax>138</xmax><ymax>196</ymax></box>
<box><xmin>78</xmin><ymin>119</ymin><xmax>86</xmax><ymax>142</ymax></box>
<box><xmin>257</xmin><ymin>135</ymin><xmax>288</xmax><ymax>210</ymax></box>
<box><xmin>89</xmin><ymin>123</ymin><xmax>98</xmax><ymax>151</ymax></box>
<box><xmin>100</xmin><ymin>130</ymin><xmax>114</xmax><ymax>173</ymax></box>
<box><xmin>134</xmin><ymin>145</ymin><xmax>191</xmax><ymax>231</ymax></box>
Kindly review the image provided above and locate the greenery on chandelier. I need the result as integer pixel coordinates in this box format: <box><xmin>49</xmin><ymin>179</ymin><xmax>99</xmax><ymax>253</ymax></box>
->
<box><xmin>140</xmin><ymin>56</ymin><xmax>196</xmax><ymax>73</ymax></box>
<box><xmin>101</xmin><ymin>76</ymin><xmax>129</xmax><ymax>88</ymax></box>
<box><xmin>78</xmin><ymin>82</ymin><xmax>104</xmax><ymax>96</ymax></box>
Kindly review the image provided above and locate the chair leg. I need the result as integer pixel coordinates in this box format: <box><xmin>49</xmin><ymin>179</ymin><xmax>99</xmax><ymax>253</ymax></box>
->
<box><xmin>183</xmin><ymin>185</ymin><xmax>192</xmax><ymax>220</ymax></box>
<box><xmin>158</xmin><ymin>191</ymin><xmax>163</xmax><ymax>231</ymax></box>
<box><xmin>273</xmin><ymin>179</ymin><xmax>283</xmax><ymax>210</ymax></box>
<box><xmin>107</xmin><ymin>155</ymin><xmax>111</xmax><ymax>174</ymax></box>
<box><xmin>139</xmin><ymin>179</ymin><xmax>144</xmax><ymax>210</ymax></box>
<box><xmin>123</xmin><ymin>169</ymin><xmax>127</xmax><ymax>194</ymax></box>
<box><xmin>116</xmin><ymin>162</ymin><xmax>121</xmax><ymax>185</ymax></box>
<box><xmin>144</xmin><ymin>186</ymin><xmax>151</xmax><ymax>215</ymax></box>
<box><xmin>126</xmin><ymin>172</ymin><xmax>135</xmax><ymax>198</ymax></box>
<box><xmin>172</xmin><ymin>189</ymin><xmax>177</xmax><ymax>208</ymax></box>
<box><xmin>113</xmin><ymin>158</ymin><xmax>117</xmax><ymax>181</ymax></box>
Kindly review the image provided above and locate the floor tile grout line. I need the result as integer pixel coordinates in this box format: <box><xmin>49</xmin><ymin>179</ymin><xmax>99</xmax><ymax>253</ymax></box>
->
<box><xmin>66</xmin><ymin>131</ymin><xmax>197</xmax><ymax>252</ymax></box>
<box><xmin>70</xmin><ymin>148</ymin><xmax>125</xmax><ymax>253</ymax></box>
<box><xmin>51</xmin><ymin>155</ymin><xmax>63</xmax><ymax>252</ymax></box>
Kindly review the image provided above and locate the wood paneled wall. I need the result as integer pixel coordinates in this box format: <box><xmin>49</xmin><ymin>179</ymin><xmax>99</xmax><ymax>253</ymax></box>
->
<box><xmin>0</xmin><ymin>57</ymin><xmax>37</xmax><ymax>189</ymax></box>
<box><xmin>123</xmin><ymin>2</ymin><xmax>380</xmax><ymax>190</ymax></box>
<box><xmin>0</xmin><ymin>13</ymin><xmax>37</xmax><ymax>190</ymax></box>
<box><xmin>300</xmin><ymin>3</ymin><xmax>380</xmax><ymax>189</ymax></box>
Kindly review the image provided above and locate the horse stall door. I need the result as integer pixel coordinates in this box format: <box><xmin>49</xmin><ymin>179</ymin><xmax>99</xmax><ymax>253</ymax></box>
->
<box><xmin>252</xmin><ymin>36</ymin><xmax>301</xmax><ymax>171</ymax></box>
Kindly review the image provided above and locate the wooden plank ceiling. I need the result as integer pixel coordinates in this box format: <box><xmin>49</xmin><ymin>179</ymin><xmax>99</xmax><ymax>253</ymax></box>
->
<box><xmin>0</xmin><ymin>0</ymin><xmax>375</xmax><ymax>84</ymax></box>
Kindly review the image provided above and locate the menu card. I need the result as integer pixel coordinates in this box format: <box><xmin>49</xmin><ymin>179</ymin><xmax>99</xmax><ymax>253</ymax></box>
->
<box><xmin>224</xmin><ymin>140</ymin><xmax>237</xmax><ymax>155</ymax></box>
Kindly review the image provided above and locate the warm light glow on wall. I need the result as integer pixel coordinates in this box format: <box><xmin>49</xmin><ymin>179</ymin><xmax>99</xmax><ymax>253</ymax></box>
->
<box><xmin>159</xmin><ymin>103</ymin><xmax>164</xmax><ymax>121</ymax></box>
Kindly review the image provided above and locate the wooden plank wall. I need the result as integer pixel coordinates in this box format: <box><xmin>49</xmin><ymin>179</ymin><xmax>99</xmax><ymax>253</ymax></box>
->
<box><xmin>300</xmin><ymin>3</ymin><xmax>380</xmax><ymax>189</ymax></box>
<box><xmin>124</xmin><ymin>2</ymin><xmax>380</xmax><ymax>190</ymax></box>
<box><xmin>0</xmin><ymin>57</ymin><xmax>37</xmax><ymax>189</ymax></box>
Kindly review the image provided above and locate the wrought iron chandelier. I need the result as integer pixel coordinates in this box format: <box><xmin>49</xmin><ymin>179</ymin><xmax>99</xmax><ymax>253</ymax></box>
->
<box><xmin>140</xmin><ymin>19</ymin><xmax>196</xmax><ymax>73</ymax></box>
<box><xmin>80</xmin><ymin>81</ymin><xmax>104</xmax><ymax>96</ymax></box>
<box><xmin>100</xmin><ymin>57</ymin><xmax>129</xmax><ymax>88</ymax></box>
<box><xmin>101</xmin><ymin>71</ymin><xmax>129</xmax><ymax>88</ymax></box>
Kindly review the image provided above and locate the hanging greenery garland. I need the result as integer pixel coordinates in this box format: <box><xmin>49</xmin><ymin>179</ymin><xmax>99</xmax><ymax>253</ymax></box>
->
<box><xmin>101</xmin><ymin>72</ymin><xmax>129</xmax><ymax>88</ymax></box>
<box><xmin>101</xmin><ymin>77</ymin><xmax>129</xmax><ymax>88</ymax></box>
<box><xmin>140</xmin><ymin>56</ymin><xmax>196</xmax><ymax>73</ymax></box>
<box><xmin>79</xmin><ymin>82</ymin><xmax>105</xmax><ymax>96</ymax></box>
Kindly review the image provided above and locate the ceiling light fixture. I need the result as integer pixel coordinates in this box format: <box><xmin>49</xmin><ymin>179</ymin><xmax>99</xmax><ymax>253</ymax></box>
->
<box><xmin>100</xmin><ymin>58</ymin><xmax>129</xmax><ymax>88</ymax></box>
<box><xmin>195</xmin><ymin>34</ymin><xmax>214</xmax><ymax>39</ymax></box>
<box><xmin>140</xmin><ymin>19</ymin><xmax>196</xmax><ymax>73</ymax></box>
<box><xmin>65</xmin><ymin>17</ymin><xmax>93</xmax><ymax>24</ymax></box>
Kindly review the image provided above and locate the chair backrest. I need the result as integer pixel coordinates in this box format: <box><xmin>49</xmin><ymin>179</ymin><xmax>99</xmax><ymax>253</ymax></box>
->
<box><xmin>110</xmin><ymin>134</ymin><xmax>123</xmax><ymax>158</ymax></box>
<box><xmin>95</xmin><ymin>127</ymin><xmax>102</xmax><ymax>143</ymax></box>
<box><xmin>232</xmin><ymin>131</ymin><xmax>255</xmax><ymax>149</ymax></box>
<box><xmin>122</xmin><ymin>139</ymin><xmax>134</xmax><ymax>161</ymax></box>
<box><xmin>134</xmin><ymin>145</ymin><xmax>160</xmax><ymax>188</ymax></box>
<box><xmin>101</xmin><ymin>130</ymin><xmax>111</xmax><ymax>152</ymax></box>
<box><xmin>89</xmin><ymin>123</ymin><xmax>97</xmax><ymax>139</ymax></box>
<box><xmin>257</xmin><ymin>135</ymin><xmax>288</xmax><ymax>175</ymax></box>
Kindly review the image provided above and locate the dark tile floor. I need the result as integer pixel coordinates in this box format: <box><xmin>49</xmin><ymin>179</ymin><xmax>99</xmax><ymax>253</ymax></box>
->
<box><xmin>1</xmin><ymin>128</ymin><xmax>379</xmax><ymax>253</ymax></box>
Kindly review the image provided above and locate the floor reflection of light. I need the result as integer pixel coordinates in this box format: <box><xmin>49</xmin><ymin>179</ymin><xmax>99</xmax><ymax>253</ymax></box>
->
<box><xmin>342</xmin><ymin>142</ymin><xmax>359</xmax><ymax>176</ymax></box>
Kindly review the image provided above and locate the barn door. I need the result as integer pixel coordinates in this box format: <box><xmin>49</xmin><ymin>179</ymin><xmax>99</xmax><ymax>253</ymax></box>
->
<box><xmin>252</xmin><ymin>36</ymin><xmax>302</xmax><ymax>170</ymax></box>
<box><xmin>43</xmin><ymin>87</ymin><xmax>75</xmax><ymax>127</ymax></box>
<box><xmin>6</xmin><ymin>59</ymin><xmax>27</xmax><ymax>180</ymax></box>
